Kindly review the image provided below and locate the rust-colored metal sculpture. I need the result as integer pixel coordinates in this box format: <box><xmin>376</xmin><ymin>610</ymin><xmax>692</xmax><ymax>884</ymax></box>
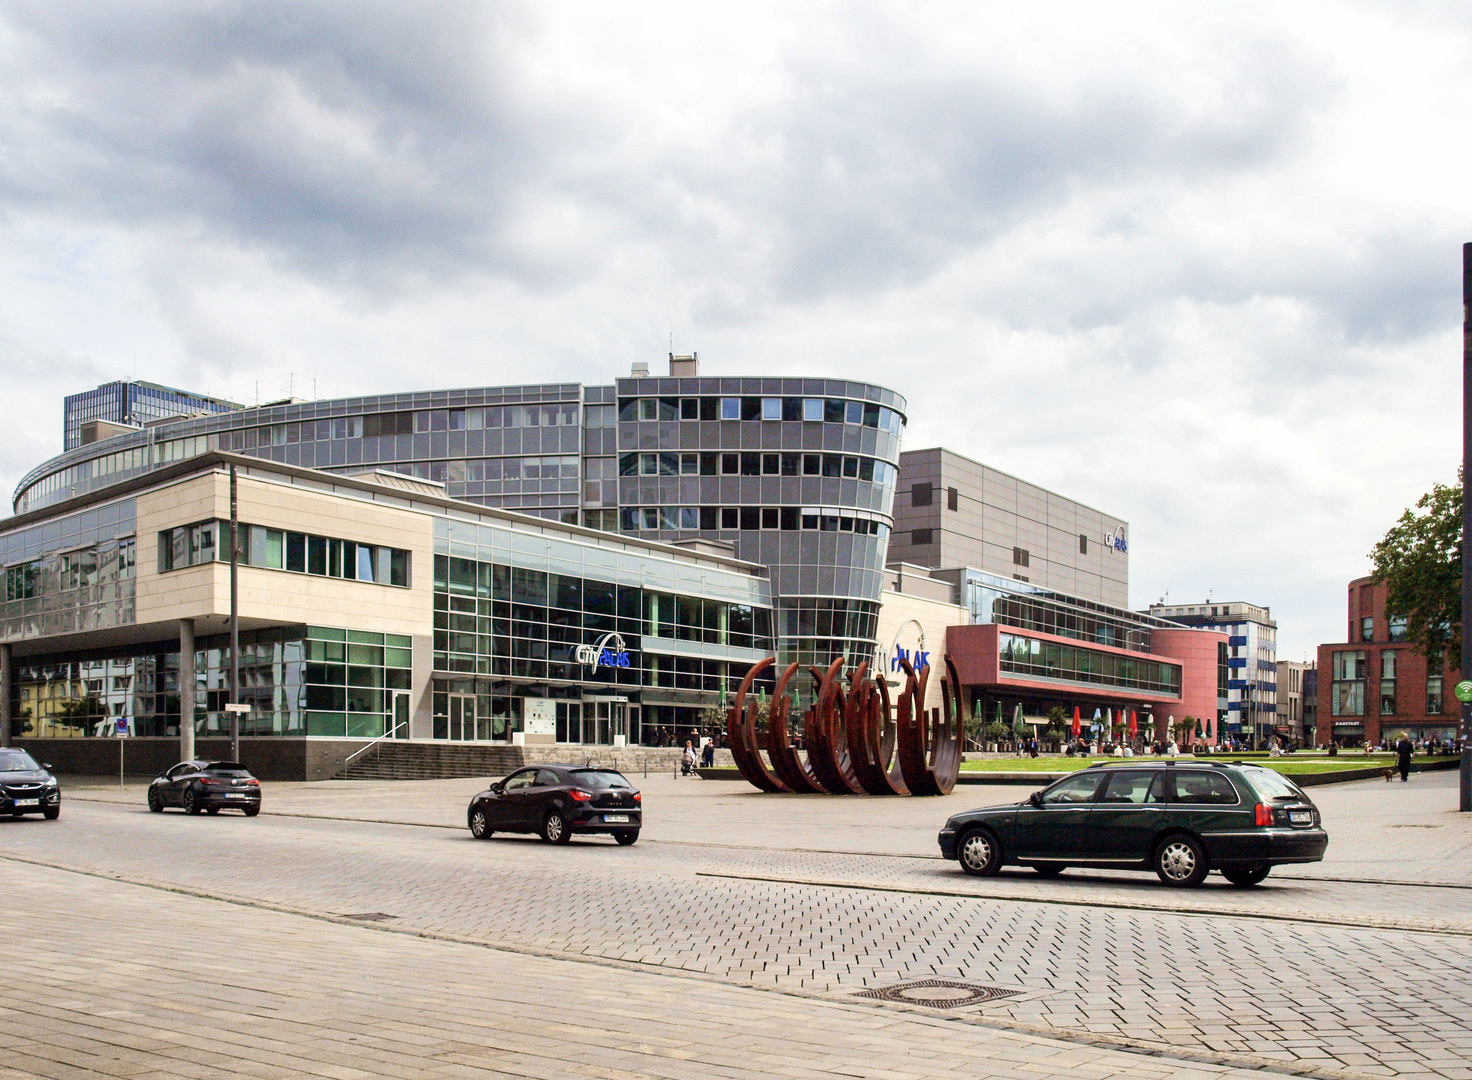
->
<box><xmin>725</xmin><ymin>654</ymin><xmax>963</xmax><ymax>796</ymax></box>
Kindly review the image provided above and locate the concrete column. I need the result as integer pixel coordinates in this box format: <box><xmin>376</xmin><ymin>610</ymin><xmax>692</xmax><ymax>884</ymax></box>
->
<box><xmin>0</xmin><ymin>642</ymin><xmax>11</xmax><ymax>749</ymax></box>
<box><xmin>179</xmin><ymin>619</ymin><xmax>195</xmax><ymax>763</ymax></box>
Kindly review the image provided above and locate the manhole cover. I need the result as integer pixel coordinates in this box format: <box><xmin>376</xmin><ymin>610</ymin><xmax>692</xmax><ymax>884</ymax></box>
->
<box><xmin>854</xmin><ymin>980</ymin><xmax>1021</xmax><ymax>1009</ymax></box>
<box><xmin>336</xmin><ymin>912</ymin><xmax>396</xmax><ymax>922</ymax></box>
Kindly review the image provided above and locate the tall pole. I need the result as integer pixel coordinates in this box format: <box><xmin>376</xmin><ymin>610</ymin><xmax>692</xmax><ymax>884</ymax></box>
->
<box><xmin>229</xmin><ymin>465</ymin><xmax>241</xmax><ymax>763</ymax></box>
<box><xmin>179</xmin><ymin>618</ymin><xmax>195</xmax><ymax>763</ymax></box>
<box><xmin>1461</xmin><ymin>243</ymin><xmax>1471</xmax><ymax>812</ymax></box>
<box><xmin>0</xmin><ymin>642</ymin><xmax>11</xmax><ymax>749</ymax></box>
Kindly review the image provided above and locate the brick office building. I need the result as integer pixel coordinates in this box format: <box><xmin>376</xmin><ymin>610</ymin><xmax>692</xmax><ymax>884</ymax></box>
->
<box><xmin>1315</xmin><ymin>576</ymin><xmax>1460</xmax><ymax>748</ymax></box>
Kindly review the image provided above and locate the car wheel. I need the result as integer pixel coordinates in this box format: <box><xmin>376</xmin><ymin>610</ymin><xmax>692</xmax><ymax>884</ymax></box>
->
<box><xmin>469</xmin><ymin>806</ymin><xmax>494</xmax><ymax>839</ymax></box>
<box><xmin>1154</xmin><ymin>834</ymin><xmax>1208</xmax><ymax>887</ymax></box>
<box><xmin>540</xmin><ymin>809</ymin><xmax>570</xmax><ymax>844</ymax></box>
<box><xmin>243</xmin><ymin>805</ymin><xmax>260</xmax><ymax>817</ymax></box>
<box><xmin>958</xmin><ymin>828</ymin><xmax>1002</xmax><ymax>877</ymax></box>
<box><xmin>1222</xmin><ymin>865</ymin><xmax>1270</xmax><ymax>887</ymax></box>
<box><xmin>182</xmin><ymin>788</ymin><xmax>200</xmax><ymax>816</ymax></box>
<box><xmin>1031</xmin><ymin>864</ymin><xmax>1065</xmax><ymax>878</ymax></box>
<box><xmin>147</xmin><ymin>788</ymin><xmax>163</xmax><ymax>813</ymax></box>
<box><xmin>614</xmin><ymin>830</ymin><xmax>638</xmax><ymax>846</ymax></box>
<box><xmin>43</xmin><ymin>807</ymin><xmax>59</xmax><ymax>821</ymax></box>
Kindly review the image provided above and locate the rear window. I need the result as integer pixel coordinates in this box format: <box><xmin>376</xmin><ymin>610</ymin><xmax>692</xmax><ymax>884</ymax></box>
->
<box><xmin>569</xmin><ymin>770</ymin><xmax>630</xmax><ymax>789</ymax></box>
<box><xmin>1171</xmin><ymin>771</ymin><xmax>1239</xmax><ymax>805</ymax></box>
<box><xmin>204</xmin><ymin>762</ymin><xmax>251</xmax><ymax>777</ymax></box>
<box><xmin>1239</xmin><ymin>767</ymin><xmax>1306</xmax><ymax>801</ymax></box>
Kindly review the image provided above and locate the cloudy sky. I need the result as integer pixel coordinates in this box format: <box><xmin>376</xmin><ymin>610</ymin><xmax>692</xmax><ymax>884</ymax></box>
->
<box><xmin>0</xmin><ymin>1</ymin><xmax>1466</xmax><ymax>660</ymax></box>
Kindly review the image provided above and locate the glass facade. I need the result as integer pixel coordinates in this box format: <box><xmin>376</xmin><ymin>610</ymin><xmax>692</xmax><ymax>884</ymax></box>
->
<box><xmin>63</xmin><ymin>381</ymin><xmax>236</xmax><ymax>451</ymax></box>
<box><xmin>1</xmin><ymin>500</ymin><xmax>138</xmax><ymax>645</ymax></box>
<box><xmin>10</xmin><ymin>625</ymin><xmax>402</xmax><ymax>738</ymax></box>
<box><xmin>1330</xmin><ymin>650</ymin><xmax>1367</xmax><ymax>717</ymax></box>
<box><xmin>998</xmin><ymin>633</ymin><xmax>1182</xmax><ymax>696</ymax></box>
<box><xmin>158</xmin><ymin>520</ymin><xmax>410</xmax><ymax>586</ymax></box>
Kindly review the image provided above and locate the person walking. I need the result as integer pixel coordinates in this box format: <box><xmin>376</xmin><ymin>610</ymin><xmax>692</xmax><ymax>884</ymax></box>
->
<box><xmin>1395</xmin><ymin>732</ymin><xmax>1413</xmax><ymax>782</ymax></box>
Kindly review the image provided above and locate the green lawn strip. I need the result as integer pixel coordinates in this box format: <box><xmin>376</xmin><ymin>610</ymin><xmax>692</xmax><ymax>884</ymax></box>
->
<box><xmin>958</xmin><ymin>755</ymin><xmax>1456</xmax><ymax>776</ymax></box>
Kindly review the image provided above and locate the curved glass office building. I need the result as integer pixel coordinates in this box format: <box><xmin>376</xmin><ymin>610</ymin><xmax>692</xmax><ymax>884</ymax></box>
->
<box><xmin>15</xmin><ymin>360</ymin><xmax>906</xmax><ymax>684</ymax></box>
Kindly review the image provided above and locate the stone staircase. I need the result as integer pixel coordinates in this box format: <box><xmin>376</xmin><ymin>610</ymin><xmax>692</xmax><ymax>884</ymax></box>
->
<box><xmin>343</xmin><ymin>740</ymin><xmax>526</xmax><ymax>781</ymax></box>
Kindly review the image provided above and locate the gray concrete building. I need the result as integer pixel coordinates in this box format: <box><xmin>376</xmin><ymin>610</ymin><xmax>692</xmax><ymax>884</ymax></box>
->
<box><xmin>887</xmin><ymin>447</ymin><xmax>1129</xmax><ymax>608</ymax></box>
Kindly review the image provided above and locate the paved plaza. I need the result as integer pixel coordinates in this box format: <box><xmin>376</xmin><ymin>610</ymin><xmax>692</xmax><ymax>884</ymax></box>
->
<box><xmin>1</xmin><ymin>768</ymin><xmax>1468</xmax><ymax>1079</ymax></box>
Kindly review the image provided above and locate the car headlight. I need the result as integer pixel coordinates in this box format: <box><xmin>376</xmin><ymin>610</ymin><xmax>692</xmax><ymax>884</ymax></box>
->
<box><xmin>44</xmin><ymin>778</ymin><xmax>58</xmax><ymax>788</ymax></box>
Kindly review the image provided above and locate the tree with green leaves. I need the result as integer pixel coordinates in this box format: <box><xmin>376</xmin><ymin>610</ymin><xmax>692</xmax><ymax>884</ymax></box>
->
<box><xmin>1369</xmin><ymin>471</ymin><xmax>1462</xmax><ymax>665</ymax></box>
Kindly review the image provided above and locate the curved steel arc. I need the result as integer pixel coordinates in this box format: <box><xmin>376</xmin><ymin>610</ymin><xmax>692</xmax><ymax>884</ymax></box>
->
<box><xmin>844</xmin><ymin>662</ymin><xmax>906</xmax><ymax>795</ymax></box>
<box><xmin>763</xmin><ymin>662</ymin><xmax>825</xmax><ymax>793</ymax></box>
<box><xmin>805</xmin><ymin>659</ymin><xmax>862</xmax><ymax>794</ymax></box>
<box><xmin>725</xmin><ymin>656</ymin><xmax>788</xmax><ymax>792</ymax></box>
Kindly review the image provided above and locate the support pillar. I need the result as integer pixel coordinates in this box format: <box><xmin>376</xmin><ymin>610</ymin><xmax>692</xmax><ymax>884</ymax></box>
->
<box><xmin>0</xmin><ymin>642</ymin><xmax>11</xmax><ymax>749</ymax></box>
<box><xmin>179</xmin><ymin>618</ymin><xmax>195</xmax><ymax>763</ymax></box>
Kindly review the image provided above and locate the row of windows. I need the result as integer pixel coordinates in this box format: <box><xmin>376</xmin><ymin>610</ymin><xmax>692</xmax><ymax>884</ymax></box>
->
<box><xmin>1329</xmin><ymin>648</ymin><xmax>1446</xmax><ymax>716</ymax></box>
<box><xmin>619</xmin><ymin>505</ymin><xmax>889</xmax><ymax>536</ymax></box>
<box><xmin>1359</xmin><ymin>615</ymin><xmax>1410</xmax><ymax>643</ymax></box>
<box><xmin>619</xmin><ymin>395</ymin><xmax>903</xmax><ymax>433</ymax></box>
<box><xmin>435</xmin><ymin>555</ymin><xmax>774</xmax><ymax>647</ymax></box>
<box><xmin>618</xmin><ymin>451</ymin><xmax>896</xmax><ymax>485</ymax></box>
<box><xmin>158</xmin><ymin>520</ymin><xmax>411</xmax><ymax>587</ymax></box>
<box><xmin>999</xmin><ymin>632</ymin><xmax>1182</xmax><ymax>695</ymax></box>
<box><xmin>20</xmin><ymin>437</ymin><xmax>208</xmax><ymax>510</ymax></box>
<box><xmin>4</xmin><ymin>538</ymin><xmax>136</xmax><ymax>601</ymax></box>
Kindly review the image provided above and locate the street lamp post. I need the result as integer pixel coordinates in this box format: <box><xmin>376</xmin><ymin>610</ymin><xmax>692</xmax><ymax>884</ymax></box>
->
<box><xmin>229</xmin><ymin>464</ymin><xmax>241</xmax><ymax>764</ymax></box>
<box><xmin>1461</xmin><ymin>243</ymin><xmax>1471</xmax><ymax>812</ymax></box>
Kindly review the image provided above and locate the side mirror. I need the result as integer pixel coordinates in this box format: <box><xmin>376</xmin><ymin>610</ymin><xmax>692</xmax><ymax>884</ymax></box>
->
<box><xmin>491</xmin><ymin>781</ymin><xmax>504</xmax><ymax>794</ymax></box>
<box><xmin>42</xmin><ymin>763</ymin><xmax>54</xmax><ymax>772</ymax></box>
<box><xmin>1028</xmin><ymin>791</ymin><xmax>1044</xmax><ymax>808</ymax></box>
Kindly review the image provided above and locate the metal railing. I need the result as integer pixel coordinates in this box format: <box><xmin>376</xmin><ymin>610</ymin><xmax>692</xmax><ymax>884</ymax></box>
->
<box><xmin>339</xmin><ymin>721</ymin><xmax>407</xmax><ymax>779</ymax></box>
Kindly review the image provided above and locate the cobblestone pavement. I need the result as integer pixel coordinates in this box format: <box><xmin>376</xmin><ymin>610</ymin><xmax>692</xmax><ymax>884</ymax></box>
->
<box><xmin>5</xmin><ymin>798</ymin><xmax>1471</xmax><ymax>1079</ymax></box>
<box><xmin>2</xmin><ymin>858</ymin><xmax>1298</xmax><ymax>1080</ymax></box>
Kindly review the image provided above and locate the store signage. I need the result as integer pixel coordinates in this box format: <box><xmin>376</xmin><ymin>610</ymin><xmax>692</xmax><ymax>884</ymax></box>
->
<box><xmin>1104</xmin><ymin>526</ymin><xmax>1128</xmax><ymax>554</ymax></box>
<box><xmin>890</xmin><ymin>646</ymin><xmax>931</xmax><ymax>674</ymax></box>
<box><xmin>575</xmin><ymin>632</ymin><xmax>631</xmax><ymax>672</ymax></box>
<box><xmin>1454</xmin><ymin>680</ymin><xmax>1472</xmax><ymax>704</ymax></box>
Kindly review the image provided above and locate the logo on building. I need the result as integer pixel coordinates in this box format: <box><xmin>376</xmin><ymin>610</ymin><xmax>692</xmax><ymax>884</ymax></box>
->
<box><xmin>1104</xmin><ymin>526</ymin><xmax>1128</xmax><ymax>554</ymax></box>
<box><xmin>574</xmin><ymin>632</ymin><xmax>631</xmax><ymax>672</ymax></box>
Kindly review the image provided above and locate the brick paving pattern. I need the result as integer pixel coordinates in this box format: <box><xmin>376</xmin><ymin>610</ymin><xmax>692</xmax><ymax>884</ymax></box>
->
<box><xmin>1</xmin><ymin>857</ymin><xmax>1298</xmax><ymax>1080</ymax></box>
<box><xmin>3</xmin><ymin>800</ymin><xmax>1470</xmax><ymax>1077</ymax></box>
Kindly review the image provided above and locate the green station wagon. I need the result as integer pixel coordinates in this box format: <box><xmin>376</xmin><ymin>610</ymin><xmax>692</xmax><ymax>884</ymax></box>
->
<box><xmin>937</xmin><ymin>762</ymin><xmax>1328</xmax><ymax>887</ymax></box>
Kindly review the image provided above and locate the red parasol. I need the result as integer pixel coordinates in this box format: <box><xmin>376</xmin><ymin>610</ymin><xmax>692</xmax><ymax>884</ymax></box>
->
<box><xmin>1072</xmin><ymin>705</ymin><xmax>1082</xmax><ymax>737</ymax></box>
<box><xmin>1128</xmin><ymin>710</ymin><xmax>1138</xmax><ymax>737</ymax></box>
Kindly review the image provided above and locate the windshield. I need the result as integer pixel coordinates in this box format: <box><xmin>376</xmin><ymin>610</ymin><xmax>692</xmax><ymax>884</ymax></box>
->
<box><xmin>0</xmin><ymin>751</ymin><xmax>42</xmax><ymax>772</ymax></box>
<box><xmin>1240</xmin><ymin>767</ymin><xmax>1307</xmax><ymax>801</ymax></box>
<box><xmin>569</xmin><ymin>769</ymin><xmax>630</xmax><ymax>789</ymax></box>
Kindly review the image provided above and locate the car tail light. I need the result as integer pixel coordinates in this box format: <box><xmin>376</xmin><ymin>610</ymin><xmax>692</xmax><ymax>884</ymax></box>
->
<box><xmin>568</xmin><ymin>789</ymin><xmax>592</xmax><ymax>802</ymax></box>
<box><xmin>633</xmin><ymin>792</ymin><xmax>641</xmax><ymax>803</ymax></box>
<box><xmin>200</xmin><ymin>778</ymin><xmax>222</xmax><ymax>787</ymax></box>
<box><xmin>247</xmin><ymin>779</ymin><xmax>259</xmax><ymax>787</ymax></box>
<box><xmin>1254</xmin><ymin>803</ymin><xmax>1274</xmax><ymax>827</ymax></box>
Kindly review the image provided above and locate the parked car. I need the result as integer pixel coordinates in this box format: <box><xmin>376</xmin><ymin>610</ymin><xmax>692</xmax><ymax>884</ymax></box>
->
<box><xmin>938</xmin><ymin>761</ymin><xmax>1327</xmax><ymax>887</ymax></box>
<box><xmin>147</xmin><ymin>760</ymin><xmax>261</xmax><ymax>816</ymax></box>
<box><xmin>467</xmin><ymin>765</ymin><xmax>641</xmax><ymax>845</ymax></box>
<box><xmin>0</xmin><ymin>749</ymin><xmax>61</xmax><ymax>820</ymax></box>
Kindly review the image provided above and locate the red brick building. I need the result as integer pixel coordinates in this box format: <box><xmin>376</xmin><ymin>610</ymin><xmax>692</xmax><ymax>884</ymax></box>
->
<box><xmin>1315</xmin><ymin>576</ymin><xmax>1461</xmax><ymax>747</ymax></box>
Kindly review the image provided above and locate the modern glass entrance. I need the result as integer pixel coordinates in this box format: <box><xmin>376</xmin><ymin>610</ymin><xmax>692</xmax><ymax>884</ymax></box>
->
<box><xmin>447</xmin><ymin>693</ymin><xmax>475</xmax><ymax>741</ymax></box>
<box><xmin>582</xmin><ymin>696</ymin><xmax>639</xmax><ymax>745</ymax></box>
<box><xmin>388</xmin><ymin>691</ymin><xmax>411</xmax><ymax>738</ymax></box>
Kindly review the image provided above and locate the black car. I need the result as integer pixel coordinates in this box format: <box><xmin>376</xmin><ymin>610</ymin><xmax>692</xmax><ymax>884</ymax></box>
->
<box><xmin>0</xmin><ymin>749</ymin><xmax>61</xmax><ymax>820</ymax></box>
<box><xmin>938</xmin><ymin>761</ymin><xmax>1328</xmax><ymax>887</ymax></box>
<box><xmin>468</xmin><ymin>765</ymin><xmax>641</xmax><ymax>845</ymax></box>
<box><xmin>147</xmin><ymin>760</ymin><xmax>261</xmax><ymax>816</ymax></box>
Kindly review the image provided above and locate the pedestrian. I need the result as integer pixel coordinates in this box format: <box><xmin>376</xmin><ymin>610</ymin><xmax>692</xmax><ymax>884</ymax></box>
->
<box><xmin>682</xmin><ymin>740</ymin><xmax>696</xmax><ymax>776</ymax></box>
<box><xmin>701</xmin><ymin>739</ymin><xmax>715</xmax><ymax>768</ymax></box>
<box><xmin>1396</xmin><ymin>732</ymin><xmax>1413</xmax><ymax>782</ymax></box>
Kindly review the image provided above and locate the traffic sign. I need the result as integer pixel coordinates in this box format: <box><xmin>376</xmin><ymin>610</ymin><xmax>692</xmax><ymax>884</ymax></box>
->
<box><xmin>1454</xmin><ymin>680</ymin><xmax>1472</xmax><ymax>704</ymax></box>
<box><xmin>223</xmin><ymin>703</ymin><xmax>251</xmax><ymax>714</ymax></box>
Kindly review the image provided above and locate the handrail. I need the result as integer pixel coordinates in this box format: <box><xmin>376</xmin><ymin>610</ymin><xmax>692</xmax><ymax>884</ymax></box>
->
<box><xmin>340</xmin><ymin>721</ymin><xmax>406</xmax><ymax>778</ymax></box>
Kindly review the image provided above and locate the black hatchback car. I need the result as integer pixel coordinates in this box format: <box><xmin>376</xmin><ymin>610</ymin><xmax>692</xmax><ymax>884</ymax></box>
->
<box><xmin>468</xmin><ymin>765</ymin><xmax>641</xmax><ymax>845</ymax></box>
<box><xmin>0</xmin><ymin>749</ymin><xmax>61</xmax><ymax>820</ymax></box>
<box><xmin>147</xmin><ymin>760</ymin><xmax>261</xmax><ymax>816</ymax></box>
<box><xmin>938</xmin><ymin>762</ymin><xmax>1327</xmax><ymax>887</ymax></box>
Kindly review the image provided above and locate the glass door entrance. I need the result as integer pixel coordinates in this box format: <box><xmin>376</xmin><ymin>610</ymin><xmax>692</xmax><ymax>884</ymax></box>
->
<box><xmin>388</xmin><ymin>691</ymin><xmax>411</xmax><ymax>738</ymax></box>
<box><xmin>448</xmin><ymin>694</ymin><xmax>475</xmax><ymax>741</ymax></box>
<box><xmin>582</xmin><ymin>697</ymin><xmax>629</xmax><ymax>745</ymax></box>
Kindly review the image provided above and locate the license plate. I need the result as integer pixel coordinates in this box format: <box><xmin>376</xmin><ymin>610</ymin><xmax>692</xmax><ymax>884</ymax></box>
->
<box><xmin>226</xmin><ymin>793</ymin><xmax>246</xmax><ymax>799</ymax></box>
<box><xmin>604</xmin><ymin>813</ymin><xmax>630</xmax><ymax>823</ymax></box>
<box><xmin>1289</xmin><ymin>810</ymin><xmax>1312</xmax><ymax>824</ymax></box>
<box><xmin>14</xmin><ymin>799</ymin><xmax>38</xmax><ymax>807</ymax></box>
